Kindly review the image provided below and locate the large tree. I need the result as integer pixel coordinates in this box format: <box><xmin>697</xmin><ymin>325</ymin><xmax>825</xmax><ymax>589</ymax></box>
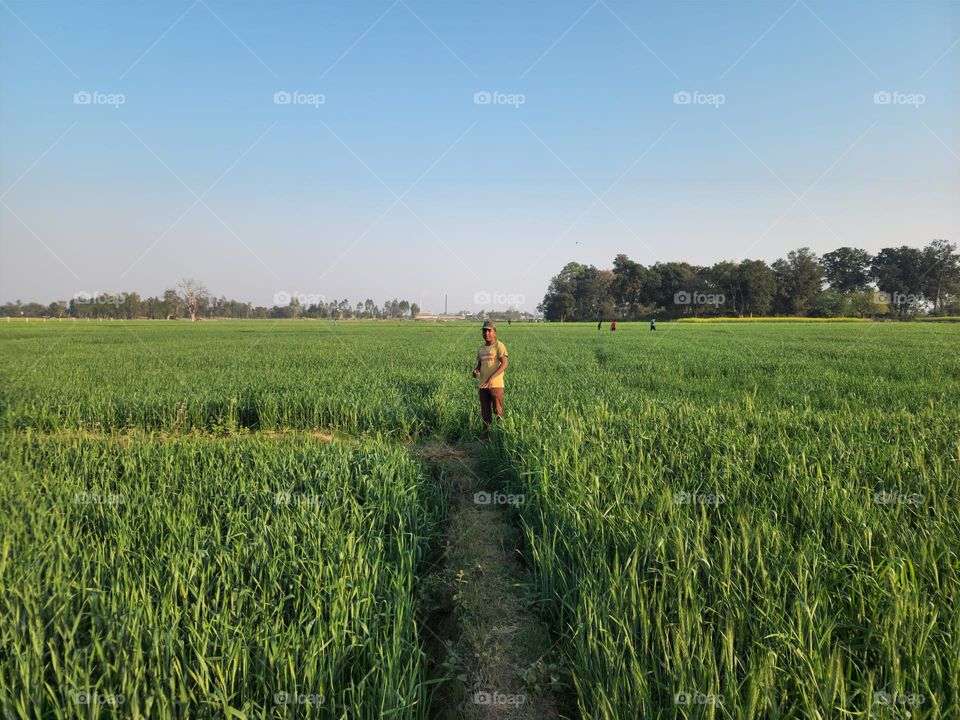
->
<box><xmin>919</xmin><ymin>239</ymin><xmax>960</xmax><ymax>315</ymax></box>
<box><xmin>572</xmin><ymin>266</ymin><xmax>603</xmax><ymax>320</ymax></box>
<box><xmin>821</xmin><ymin>247</ymin><xmax>873</xmax><ymax>292</ymax></box>
<box><xmin>708</xmin><ymin>261</ymin><xmax>740</xmax><ymax>316</ymax></box>
<box><xmin>177</xmin><ymin>278</ymin><xmax>208</xmax><ymax>322</ymax></box>
<box><xmin>736</xmin><ymin>259</ymin><xmax>776</xmax><ymax>316</ymax></box>
<box><xmin>593</xmin><ymin>269</ymin><xmax>616</xmax><ymax>320</ymax></box>
<box><xmin>871</xmin><ymin>246</ymin><xmax>925</xmax><ymax>319</ymax></box>
<box><xmin>650</xmin><ymin>262</ymin><xmax>702</xmax><ymax>313</ymax></box>
<box><xmin>162</xmin><ymin>289</ymin><xmax>181</xmax><ymax>319</ymax></box>
<box><xmin>772</xmin><ymin>248</ymin><xmax>825</xmax><ymax>315</ymax></box>
<box><xmin>611</xmin><ymin>254</ymin><xmax>659</xmax><ymax>319</ymax></box>
<box><xmin>539</xmin><ymin>262</ymin><xmax>586</xmax><ymax>321</ymax></box>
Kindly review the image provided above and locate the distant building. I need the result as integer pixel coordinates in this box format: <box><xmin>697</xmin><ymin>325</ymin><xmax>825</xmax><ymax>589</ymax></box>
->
<box><xmin>414</xmin><ymin>312</ymin><xmax>465</xmax><ymax>322</ymax></box>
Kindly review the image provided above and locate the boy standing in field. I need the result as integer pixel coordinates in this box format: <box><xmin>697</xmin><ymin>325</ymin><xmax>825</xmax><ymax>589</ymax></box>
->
<box><xmin>472</xmin><ymin>320</ymin><xmax>508</xmax><ymax>431</ymax></box>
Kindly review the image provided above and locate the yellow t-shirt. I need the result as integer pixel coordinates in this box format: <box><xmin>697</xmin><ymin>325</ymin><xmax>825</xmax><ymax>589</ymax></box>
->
<box><xmin>477</xmin><ymin>341</ymin><xmax>508</xmax><ymax>388</ymax></box>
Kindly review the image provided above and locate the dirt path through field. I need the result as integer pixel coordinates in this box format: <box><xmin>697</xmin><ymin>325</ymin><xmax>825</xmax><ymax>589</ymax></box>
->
<box><xmin>416</xmin><ymin>441</ymin><xmax>566</xmax><ymax>720</ymax></box>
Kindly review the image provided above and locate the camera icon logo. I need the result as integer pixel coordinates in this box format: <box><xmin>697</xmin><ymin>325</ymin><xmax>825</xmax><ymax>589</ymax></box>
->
<box><xmin>473</xmin><ymin>691</ymin><xmax>492</xmax><ymax>705</ymax></box>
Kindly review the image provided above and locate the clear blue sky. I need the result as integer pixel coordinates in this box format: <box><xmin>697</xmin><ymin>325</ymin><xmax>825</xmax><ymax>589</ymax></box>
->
<box><xmin>1</xmin><ymin>0</ymin><xmax>957</xmax><ymax>311</ymax></box>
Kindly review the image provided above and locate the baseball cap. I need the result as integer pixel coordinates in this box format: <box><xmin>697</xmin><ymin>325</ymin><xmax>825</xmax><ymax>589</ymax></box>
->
<box><xmin>481</xmin><ymin>320</ymin><xmax>496</xmax><ymax>331</ymax></box>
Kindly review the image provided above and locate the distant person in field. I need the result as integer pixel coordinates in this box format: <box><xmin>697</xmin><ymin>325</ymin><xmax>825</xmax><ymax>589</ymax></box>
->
<box><xmin>650</xmin><ymin>318</ymin><xmax>656</xmax><ymax>331</ymax></box>
<box><xmin>597</xmin><ymin>321</ymin><xmax>602</xmax><ymax>331</ymax></box>
<box><xmin>472</xmin><ymin>320</ymin><xmax>508</xmax><ymax>433</ymax></box>
<box><xmin>610</xmin><ymin>320</ymin><xmax>617</xmax><ymax>332</ymax></box>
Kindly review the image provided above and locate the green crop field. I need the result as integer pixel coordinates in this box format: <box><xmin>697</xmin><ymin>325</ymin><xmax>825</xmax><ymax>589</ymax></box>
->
<box><xmin>1</xmin><ymin>320</ymin><xmax>958</xmax><ymax>719</ymax></box>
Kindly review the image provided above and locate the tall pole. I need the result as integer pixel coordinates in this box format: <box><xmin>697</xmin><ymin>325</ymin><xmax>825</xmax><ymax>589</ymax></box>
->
<box><xmin>444</xmin><ymin>294</ymin><xmax>448</xmax><ymax>315</ymax></box>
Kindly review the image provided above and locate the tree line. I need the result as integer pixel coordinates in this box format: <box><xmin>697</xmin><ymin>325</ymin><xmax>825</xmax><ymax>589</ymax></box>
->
<box><xmin>1</xmin><ymin>278</ymin><xmax>424</xmax><ymax>321</ymax></box>
<box><xmin>538</xmin><ymin>240</ymin><xmax>960</xmax><ymax>321</ymax></box>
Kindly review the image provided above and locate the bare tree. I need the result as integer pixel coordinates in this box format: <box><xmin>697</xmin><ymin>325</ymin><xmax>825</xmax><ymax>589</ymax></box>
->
<box><xmin>177</xmin><ymin>278</ymin><xmax>208</xmax><ymax>322</ymax></box>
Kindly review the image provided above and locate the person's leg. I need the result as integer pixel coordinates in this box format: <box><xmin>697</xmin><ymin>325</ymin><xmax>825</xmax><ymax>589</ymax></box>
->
<box><xmin>479</xmin><ymin>388</ymin><xmax>492</xmax><ymax>426</ymax></box>
<box><xmin>490</xmin><ymin>388</ymin><xmax>504</xmax><ymax>420</ymax></box>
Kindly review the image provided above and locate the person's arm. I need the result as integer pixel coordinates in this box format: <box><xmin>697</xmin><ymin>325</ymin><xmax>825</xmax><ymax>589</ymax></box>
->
<box><xmin>472</xmin><ymin>352</ymin><xmax>481</xmax><ymax>377</ymax></box>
